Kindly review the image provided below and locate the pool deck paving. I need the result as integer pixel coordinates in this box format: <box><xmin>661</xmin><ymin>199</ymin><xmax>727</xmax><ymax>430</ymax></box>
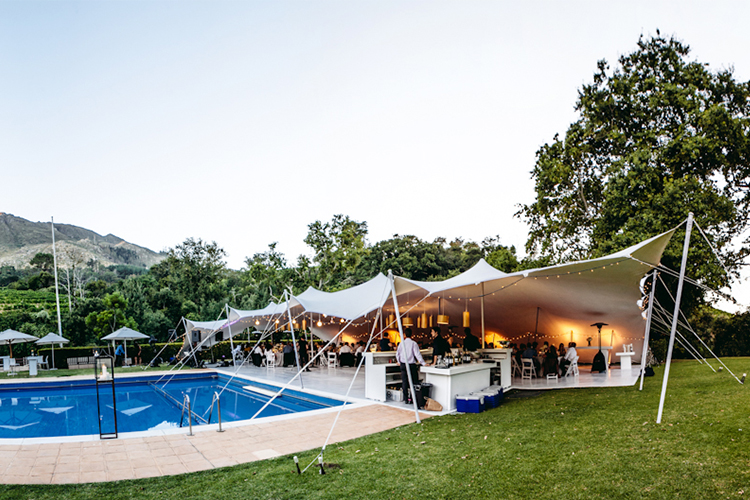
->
<box><xmin>0</xmin><ymin>403</ymin><xmax>428</xmax><ymax>484</ymax></box>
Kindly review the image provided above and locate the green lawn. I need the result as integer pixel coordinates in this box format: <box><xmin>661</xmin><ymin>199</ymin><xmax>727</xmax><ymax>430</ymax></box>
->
<box><xmin>1</xmin><ymin>359</ymin><xmax>749</xmax><ymax>499</ymax></box>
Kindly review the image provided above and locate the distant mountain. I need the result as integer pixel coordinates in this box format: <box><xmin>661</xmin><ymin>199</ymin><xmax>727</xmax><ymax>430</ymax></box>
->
<box><xmin>0</xmin><ymin>213</ymin><xmax>166</xmax><ymax>269</ymax></box>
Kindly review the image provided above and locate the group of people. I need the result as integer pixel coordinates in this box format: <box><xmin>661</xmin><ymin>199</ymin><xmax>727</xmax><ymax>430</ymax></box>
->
<box><xmin>512</xmin><ymin>341</ymin><xmax>578</xmax><ymax>377</ymax></box>
<box><xmin>236</xmin><ymin>339</ymin><xmax>372</xmax><ymax>369</ymax></box>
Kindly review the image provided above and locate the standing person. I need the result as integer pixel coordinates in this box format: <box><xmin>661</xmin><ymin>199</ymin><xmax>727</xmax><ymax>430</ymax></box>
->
<box><xmin>250</xmin><ymin>344</ymin><xmax>262</xmax><ymax>366</ymax></box>
<box><xmin>463</xmin><ymin>327</ymin><xmax>481</xmax><ymax>352</ymax></box>
<box><xmin>298</xmin><ymin>336</ymin><xmax>309</xmax><ymax>370</ymax></box>
<box><xmin>379</xmin><ymin>333</ymin><xmax>391</xmax><ymax>351</ymax></box>
<box><xmin>282</xmin><ymin>342</ymin><xmax>294</xmax><ymax>367</ymax></box>
<box><xmin>134</xmin><ymin>343</ymin><xmax>142</xmax><ymax>366</ymax></box>
<box><xmin>396</xmin><ymin>328</ymin><xmax>426</xmax><ymax>406</ymax></box>
<box><xmin>355</xmin><ymin>341</ymin><xmax>365</xmax><ymax>366</ymax></box>
<box><xmin>114</xmin><ymin>343</ymin><xmax>125</xmax><ymax>367</ymax></box>
<box><xmin>430</xmin><ymin>326</ymin><xmax>450</xmax><ymax>365</ymax></box>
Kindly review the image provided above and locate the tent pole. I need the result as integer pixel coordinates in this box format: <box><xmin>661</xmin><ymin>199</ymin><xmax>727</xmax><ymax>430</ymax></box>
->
<box><xmin>388</xmin><ymin>271</ymin><xmax>420</xmax><ymax>424</ymax></box>
<box><xmin>226</xmin><ymin>305</ymin><xmax>235</xmax><ymax>365</ymax></box>
<box><xmin>639</xmin><ymin>269</ymin><xmax>658</xmax><ymax>391</ymax></box>
<box><xmin>285</xmin><ymin>291</ymin><xmax>304</xmax><ymax>389</ymax></box>
<box><xmin>657</xmin><ymin>213</ymin><xmax>693</xmax><ymax>424</ymax></box>
<box><xmin>481</xmin><ymin>283</ymin><xmax>486</xmax><ymax>349</ymax></box>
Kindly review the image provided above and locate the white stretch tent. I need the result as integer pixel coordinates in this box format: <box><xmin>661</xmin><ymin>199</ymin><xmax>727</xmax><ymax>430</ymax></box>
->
<box><xmin>195</xmin><ymin>229</ymin><xmax>675</xmax><ymax>362</ymax></box>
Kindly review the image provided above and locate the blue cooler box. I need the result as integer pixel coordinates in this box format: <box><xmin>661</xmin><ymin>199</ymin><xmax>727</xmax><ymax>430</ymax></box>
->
<box><xmin>488</xmin><ymin>385</ymin><xmax>505</xmax><ymax>402</ymax></box>
<box><xmin>456</xmin><ymin>394</ymin><xmax>484</xmax><ymax>413</ymax></box>
<box><xmin>473</xmin><ymin>390</ymin><xmax>501</xmax><ymax>409</ymax></box>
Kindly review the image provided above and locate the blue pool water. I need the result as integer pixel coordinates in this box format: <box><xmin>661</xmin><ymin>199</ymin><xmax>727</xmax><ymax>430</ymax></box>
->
<box><xmin>0</xmin><ymin>373</ymin><xmax>344</xmax><ymax>439</ymax></box>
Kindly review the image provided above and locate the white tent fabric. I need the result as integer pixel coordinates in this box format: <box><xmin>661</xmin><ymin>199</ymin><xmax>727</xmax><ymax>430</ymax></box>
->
<box><xmin>295</xmin><ymin>273</ymin><xmax>392</xmax><ymax>320</ymax></box>
<box><xmin>192</xmin><ymin>229</ymin><xmax>675</xmax><ymax>360</ymax></box>
<box><xmin>390</xmin><ymin>229</ymin><xmax>676</xmax><ymax>358</ymax></box>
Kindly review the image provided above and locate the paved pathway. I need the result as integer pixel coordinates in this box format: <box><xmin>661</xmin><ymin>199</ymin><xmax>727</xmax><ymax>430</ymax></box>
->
<box><xmin>0</xmin><ymin>404</ymin><xmax>428</xmax><ymax>485</ymax></box>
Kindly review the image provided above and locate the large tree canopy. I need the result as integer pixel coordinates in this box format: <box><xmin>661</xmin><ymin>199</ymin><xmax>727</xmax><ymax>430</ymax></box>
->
<box><xmin>518</xmin><ymin>34</ymin><xmax>750</xmax><ymax>299</ymax></box>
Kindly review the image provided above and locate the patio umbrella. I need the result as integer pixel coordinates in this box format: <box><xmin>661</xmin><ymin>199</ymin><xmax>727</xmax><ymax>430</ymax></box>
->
<box><xmin>35</xmin><ymin>332</ymin><xmax>70</xmax><ymax>370</ymax></box>
<box><xmin>0</xmin><ymin>329</ymin><xmax>38</xmax><ymax>359</ymax></box>
<box><xmin>101</xmin><ymin>327</ymin><xmax>149</xmax><ymax>364</ymax></box>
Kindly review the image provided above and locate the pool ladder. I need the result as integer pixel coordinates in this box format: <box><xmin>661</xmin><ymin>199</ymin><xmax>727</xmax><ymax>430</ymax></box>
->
<box><xmin>180</xmin><ymin>392</ymin><xmax>224</xmax><ymax>435</ymax></box>
<box><xmin>207</xmin><ymin>391</ymin><xmax>225</xmax><ymax>433</ymax></box>
<box><xmin>180</xmin><ymin>394</ymin><xmax>194</xmax><ymax>436</ymax></box>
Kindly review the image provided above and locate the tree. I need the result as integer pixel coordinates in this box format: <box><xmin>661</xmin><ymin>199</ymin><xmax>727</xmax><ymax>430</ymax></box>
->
<box><xmin>517</xmin><ymin>34</ymin><xmax>750</xmax><ymax>308</ymax></box>
<box><xmin>84</xmin><ymin>291</ymin><xmax>137</xmax><ymax>339</ymax></box>
<box><xmin>29</xmin><ymin>253</ymin><xmax>54</xmax><ymax>272</ymax></box>
<box><xmin>304</xmin><ymin>214</ymin><xmax>368</xmax><ymax>290</ymax></box>
<box><xmin>243</xmin><ymin>242</ymin><xmax>292</xmax><ymax>308</ymax></box>
<box><xmin>150</xmin><ymin>238</ymin><xmax>227</xmax><ymax>316</ymax></box>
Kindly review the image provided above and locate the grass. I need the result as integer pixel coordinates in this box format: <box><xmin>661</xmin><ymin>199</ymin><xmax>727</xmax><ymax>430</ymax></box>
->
<box><xmin>2</xmin><ymin>359</ymin><xmax>749</xmax><ymax>499</ymax></box>
<box><xmin>0</xmin><ymin>365</ymin><xmax>173</xmax><ymax>380</ymax></box>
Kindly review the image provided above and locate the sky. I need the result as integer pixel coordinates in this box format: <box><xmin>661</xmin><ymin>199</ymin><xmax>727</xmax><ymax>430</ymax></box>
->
<box><xmin>2</xmin><ymin>1</ymin><xmax>750</xmax><ymax>311</ymax></box>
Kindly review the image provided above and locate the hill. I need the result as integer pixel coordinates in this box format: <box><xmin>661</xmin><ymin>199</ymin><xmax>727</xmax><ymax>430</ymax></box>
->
<box><xmin>0</xmin><ymin>213</ymin><xmax>165</xmax><ymax>269</ymax></box>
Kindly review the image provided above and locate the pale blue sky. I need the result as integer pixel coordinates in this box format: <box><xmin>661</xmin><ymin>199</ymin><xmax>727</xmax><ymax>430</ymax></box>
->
<box><xmin>2</xmin><ymin>1</ymin><xmax>749</xmax><ymax>309</ymax></box>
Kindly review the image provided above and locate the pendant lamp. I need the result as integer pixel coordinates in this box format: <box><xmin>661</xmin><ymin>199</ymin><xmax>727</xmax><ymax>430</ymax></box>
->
<box><xmin>463</xmin><ymin>311</ymin><xmax>470</xmax><ymax>328</ymax></box>
<box><xmin>437</xmin><ymin>315</ymin><xmax>449</xmax><ymax>325</ymax></box>
<box><xmin>402</xmin><ymin>316</ymin><xmax>414</xmax><ymax>327</ymax></box>
<box><xmin>421</xmin><ymin>312</ymin><xmax>427</xmax><ymax>329</ymax></box>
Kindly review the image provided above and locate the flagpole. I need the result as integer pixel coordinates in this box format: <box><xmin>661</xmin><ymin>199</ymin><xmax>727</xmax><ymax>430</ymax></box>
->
<box><xmin>51</xmin><ymin>217</ymin><xmax>63</xmax><ymax>370</ymax></box>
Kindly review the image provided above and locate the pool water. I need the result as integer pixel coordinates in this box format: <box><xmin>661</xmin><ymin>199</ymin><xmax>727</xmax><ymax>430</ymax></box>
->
<box><xmin>0</xmin><ymin>373</ymin><xmax>343</xmax><ymax>439</ymax></box>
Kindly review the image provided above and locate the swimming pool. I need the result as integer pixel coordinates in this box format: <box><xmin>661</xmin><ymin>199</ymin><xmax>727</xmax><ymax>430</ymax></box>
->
<box><xmin>0</xmin><ymin>372</ymin><xmax>344</xmax><ymax>439</ymax></box>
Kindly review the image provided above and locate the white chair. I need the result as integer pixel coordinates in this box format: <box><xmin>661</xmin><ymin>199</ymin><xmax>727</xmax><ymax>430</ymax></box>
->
<box><xmin>39</xmin><ymin>356</ymin><xmax>49</xmax><ymax>370</ymax></box>
<box><xmin>511</xmin><ymin>357</ymin><xmax>522</xmax><ymax>378</ymax></box>
<box><xmin>327</xmin><ymin>352</ymin><xmax>339</xmax><ymax>368</ymax></box>
<box><xmin>623</xmin><ymin>343</ymin><xmax>634</xmax><ymax>353</ymax></box>
<box><xmin>565</xmin><ymin>355</ymin><xmax>580</xmax><ymax>377</ymax></box>
<box><xmin>521</xmin><ymin>359</ymin><xmax>536</xmax><ymax>380</ymax></box>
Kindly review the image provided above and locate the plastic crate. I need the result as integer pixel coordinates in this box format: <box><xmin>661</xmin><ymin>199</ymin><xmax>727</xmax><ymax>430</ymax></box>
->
<box><xmin>456</xmin><ymin>394</ymin><xmax>484</xmax><ymax>413</ymax></box>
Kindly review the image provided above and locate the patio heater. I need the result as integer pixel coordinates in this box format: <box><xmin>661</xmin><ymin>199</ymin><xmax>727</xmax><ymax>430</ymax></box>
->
<box><xmin>590</xmin><ymin>323</ymin><xmax>608</xmax><ymax>373</ymax></box>
<box><xmin>95</xmin><ymin>355</ymin><xmax>118</xmax><ymax>439</ymax></box>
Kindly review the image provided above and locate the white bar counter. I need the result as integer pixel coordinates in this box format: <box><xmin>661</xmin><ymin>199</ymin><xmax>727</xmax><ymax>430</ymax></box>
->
<box><xmin>420</xmin><ymin>362</ymin><xmax>495</xmax><ymax>412</ymax></box>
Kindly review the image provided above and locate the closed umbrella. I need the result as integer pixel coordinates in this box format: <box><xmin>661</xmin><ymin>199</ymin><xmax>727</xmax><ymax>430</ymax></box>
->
<box><xmin>35</xmin><ymin>332</ymin><xmax>70</xmax><ymax>370</ymax></box>
<box><xmin>101</xmin><ymin>327</ymin><xmax>149</xmax><ymax>366</ymax></box>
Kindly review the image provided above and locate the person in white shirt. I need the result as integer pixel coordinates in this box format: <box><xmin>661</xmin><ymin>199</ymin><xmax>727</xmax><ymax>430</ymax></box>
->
<box><xmin>396</xmin><ymin>328</ymin><xmax>426</xmax><ymax>406</ymax></box>
<box><xmin>339</xmin><ymin>342</ymin><xmax>352</xmax><ymax>354</ymax></box>
<box><xmin>561</xmin><ymin>342</ymin><xmax>577</xmax><ymax>375</ymax></box>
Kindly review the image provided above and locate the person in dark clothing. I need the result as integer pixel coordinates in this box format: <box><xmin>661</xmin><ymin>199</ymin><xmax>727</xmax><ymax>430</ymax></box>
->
<box><xmin>522</xmin><ymin>343</ymin><xmax>540</xmax><ymax>373</ymax></box>
<box><xmin>430</xmin><ymin>327</ymin><xmax>450</xmax><ymax>364</ymax></box>
<box><xmin>396</xmin><ymin>328</ymin><xmax>426</xmax><ymax>406</ymax></box>
<box><xmin>379</xmin><ymin>334</ymin><xmax>392</xmax><ymax>351</ymax></box>
<box><xmin>298</xmin><ymin>337</ymin><xmax>309</xmax><ymax>369</ymax></box>
<box><xmin>463</xmin><ymin>327</ymin><xmax>481</xmax><ymax>351</ymax></box>
<box><xmin>282</xmin><ymin>343</ymin><xmax>294</xmax><ymax>367</ymax></box>
<box><xmin>543</xmin><ymin>345</ymin><xmax>559</xmax><ymax>376</ymax></box>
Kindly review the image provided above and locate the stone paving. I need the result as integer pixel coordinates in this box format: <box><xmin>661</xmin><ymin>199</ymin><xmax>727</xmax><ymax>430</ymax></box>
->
<box><xmin>0</xmin><ymin>403</ymin><xmax>427</xmax><ymax>485</ymax></box>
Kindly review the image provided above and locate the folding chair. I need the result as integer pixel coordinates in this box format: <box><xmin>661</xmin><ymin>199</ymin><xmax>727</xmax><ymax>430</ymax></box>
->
<box><xmin>521</xmin><ymin>358</ymin><xmax>536</xmax><ymax>380</ymax></box>
<box><xmin>565</xmin><ymin>355</ymin><xmax>580</xmax><ymax>377</ymax></box>
<box><xmin>327</xmin><ymin>352</ymin><xmax>339</xmax><ymax>368</ymax></box>
<box><xmin>511</xmin><ymin>357</ymin><xmax>522</xmax><ymax>378</ymax></box>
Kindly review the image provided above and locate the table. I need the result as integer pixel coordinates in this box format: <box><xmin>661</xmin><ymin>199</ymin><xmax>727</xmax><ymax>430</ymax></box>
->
<box><xmin>477</xmin><ymin>348</ymin><xmax>513</xmax><ymax>390</ymax></box>
<box><xmin>420</xmin><ymin>362</ymin><xmax>495</xmax><ymax>412</ymax></box>
<box><xmin>615</xmin><ymin>351</ymin><xmax>636</xmax><ymax>374</ymax></box>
